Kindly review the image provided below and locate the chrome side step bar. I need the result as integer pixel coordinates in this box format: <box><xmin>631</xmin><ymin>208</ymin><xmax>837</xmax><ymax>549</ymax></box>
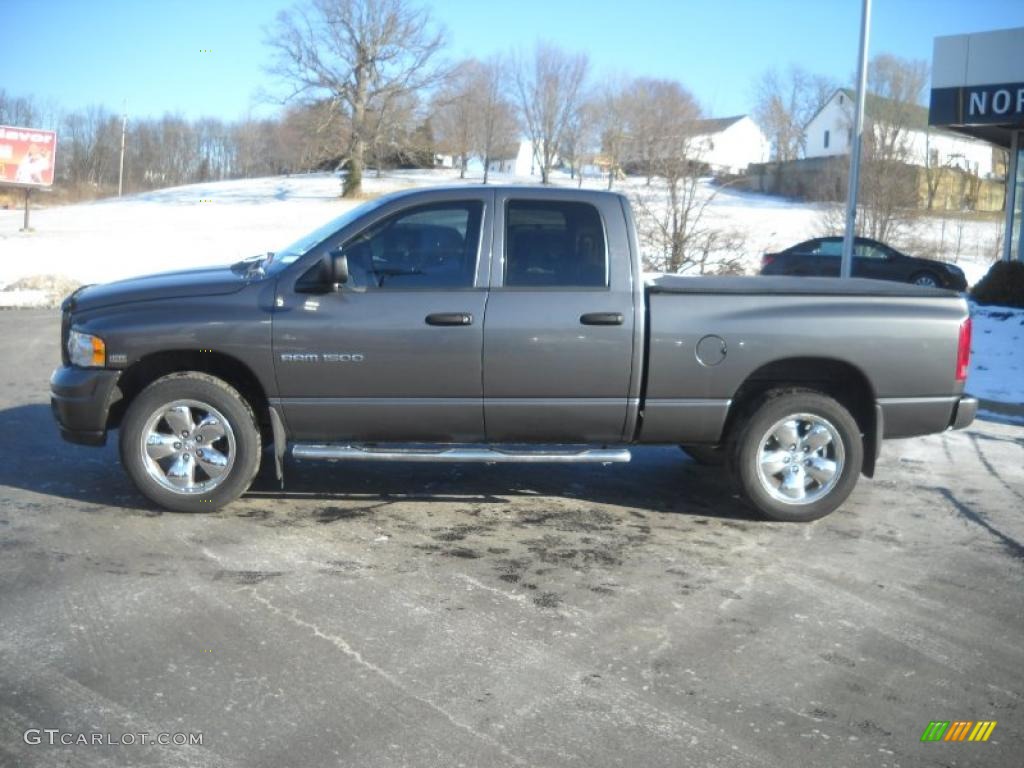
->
<box><xmin>291</xmin><ymin>444</ymin><xmax>632</xmax><ymax>464</ymax></box>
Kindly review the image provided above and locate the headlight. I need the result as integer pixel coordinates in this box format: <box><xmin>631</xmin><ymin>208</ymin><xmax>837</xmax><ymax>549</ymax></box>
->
<box><xmin>68</xmin><ymin>329</ymin><xmax>106</xmax><ymax>367</ymax></box>
<box><xmin>944</xmin><ymin>263</ymin><xmax>964</xmax><ymax>275</ymax></box>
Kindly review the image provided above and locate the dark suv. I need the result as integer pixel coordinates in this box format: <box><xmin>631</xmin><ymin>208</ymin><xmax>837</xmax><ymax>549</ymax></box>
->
<box><xmin>761</xmin><ymin>236</ymin><xmax>967</xmax><ymax>291</ymax></box>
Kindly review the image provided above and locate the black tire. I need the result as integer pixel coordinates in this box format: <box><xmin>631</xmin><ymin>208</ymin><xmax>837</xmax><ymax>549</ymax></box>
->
<box><xmin>909</xmin><ymin>271</ymin><xmax>940</xmax><ymax>288</ymax></box>
<box><xmin>730</xmin><ymin>389</ymin><xmax>862</xmax><ymax>522</ymax></box>
<box><xmin>119</xmin><ymin>372</ymin><xmax>261</xmax><ymax>512</ymax></box>
<box><xmin>680</xmin><ymin>444</ymin><xmax>726</xmax><ymax>466</ymax></box>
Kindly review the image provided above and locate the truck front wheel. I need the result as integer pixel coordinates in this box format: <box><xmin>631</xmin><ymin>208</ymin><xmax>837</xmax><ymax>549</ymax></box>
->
<box><xmin>119</xmin><ymin>372</ymin><xmax>262</xmax><ymax>512</ymax></box>
<box><xmin>731</xmin><ymin>390</ymin><xmax>862</xmax><ymax>522</ymax></box>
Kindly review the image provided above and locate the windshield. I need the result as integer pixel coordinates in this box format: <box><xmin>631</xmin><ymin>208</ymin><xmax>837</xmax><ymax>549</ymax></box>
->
<box><xmin>265</xmin><ymin>197</ymin><xmax>389</xmax><ymax>274</ymax></box>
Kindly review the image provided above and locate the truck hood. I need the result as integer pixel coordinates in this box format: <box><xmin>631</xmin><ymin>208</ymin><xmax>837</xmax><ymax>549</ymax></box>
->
<box><xmin>64</xmin><ymin>265</ymin><xmax>253</xmax><ymax>313</ymax></box>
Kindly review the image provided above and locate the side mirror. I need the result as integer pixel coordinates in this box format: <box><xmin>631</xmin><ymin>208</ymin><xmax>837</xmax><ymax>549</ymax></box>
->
<box><xmin>325</xmin><ymin>249</ymin><xmax>349</xmax><ymax>289</ymax></box>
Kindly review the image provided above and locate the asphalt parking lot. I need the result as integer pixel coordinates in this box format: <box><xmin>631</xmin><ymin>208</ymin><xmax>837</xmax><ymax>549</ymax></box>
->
<box><xmin>1</xmin><ymin>308</ymin><xmax>1022</xmax><ymax>768</ymax></box>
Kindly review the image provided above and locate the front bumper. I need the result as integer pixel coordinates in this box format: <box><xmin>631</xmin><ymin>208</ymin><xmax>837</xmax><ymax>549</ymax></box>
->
<box><xmin>50</xmin><ymin>366</ymin><xmax>121</xmax><ymax>446</ymax></box>
<box><xmin>949</xmin><ymin>396</ymin><xmax>978</xmax><ymax>431</ymax></box>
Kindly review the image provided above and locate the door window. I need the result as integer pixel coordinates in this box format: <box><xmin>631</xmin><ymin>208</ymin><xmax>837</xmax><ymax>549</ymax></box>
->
<box><xmin>344</xmin><ymin>202</ymin><xmax>483</xmax><ymax>289</ymax></box>
<box><xmin>854</xmin><ymin>243</ymin><xmax>889</xmax><ymax>259</ymax></box>
<box><xmin>811</xmin><ymin>239</ymin><xmax>843</xmax><ymax>257</ymax></box>
<box><xmin>504</xmin><ymin>200</ymin><xmax>607</xmax><ymax>287</ymax></box>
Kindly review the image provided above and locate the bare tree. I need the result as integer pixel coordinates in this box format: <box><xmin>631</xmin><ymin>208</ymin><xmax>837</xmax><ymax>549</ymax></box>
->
<box><xmin>752</xmin><ymin>66</ymin><xmax>836</xmax><ymax>161</ymax></box>
<box><xmin>865</xmin><ymin>55</ymin><xmax>928</xmax><ymax>158</ymax></box>
<box><xmin>922</xmin><ymin>132</ymin><xmax>947</xmax><ymax>211</ymax></box>
<box><xmin>61</xmin><ymin>105</ymin><xmax>120</xmax><ymax>188</ymax></box>
<box><xmin>277</xmin><ymin>100</ymin><xmax>351</xmax><ymax>172</ymax></box>
<box><xmin>624</xmin><ymin>78</ymin><xmax>674</xmax><ymax>184</ymax></box>
<box><xmin>560</xmin><ymin>94</ymin><xmax>598</xmax><ymax>186</ymax></box>
<box><xmin>432</xmin><ymin>59</ymin><xmax>479</xmax><ymax>178</ymax></box>
<box><xmin>859</xmin><ymin>54</ymin><xmax>929</xmax><ymax>242</ymax></box>
<box><xmin>513</xmin><ymin>43</ymin><xmax>588</xmax><ymax>184</ymax></box>
<box><xmin>596</xmin><ymin>78</ymin><xmax>631</xmax><ymax>190</ymax></box>
<box><xmin>430</xmin><ymin>56</ymin><xmax>517</xmax><ymax>183</ymax></box>
<box><xmin>625</xmin><ymin>81</ymin><xmax>723</xmax><ymax>273</ymax></box>
<box><xmin>0</xmin><ymin>90</ymin><xmax>41</xmax><ymax>127</ymax></box>
<box><xmin>472</xmin><ymin>56</ymin><xmax>518</xmax><ymax>184</ymax></box>
<box><xmin>818</xmin><ymin>54</ymin><xmax>929</xmax><ymax>244</ymax></box>
<box><xmin>2</xmin><ymin>85</ymin><xmax>340</xmax><ymax>200</ymax></box>
<box><xmin>267</xmin><ymin>0</ymin><xmax>447</xmax><ymax>197</ymax></box>
<box><xmin>365</xmin><ymin>90</ymin><xmax>421</xmax><ymax>175</ymax></box>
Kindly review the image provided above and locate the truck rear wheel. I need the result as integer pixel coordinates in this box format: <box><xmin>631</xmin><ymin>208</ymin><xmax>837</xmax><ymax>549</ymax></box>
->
<box><xmin>119</xmin><ymin>372</ymin><xmax>261</xmax><ymax>512</ymax></box>
<box><xmin>731</xmin><ymin>390</ymin><xmax>862</xmax><ymax>522</ymax></box>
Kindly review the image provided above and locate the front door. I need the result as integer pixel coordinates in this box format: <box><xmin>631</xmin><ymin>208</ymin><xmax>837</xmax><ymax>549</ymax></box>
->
<box><xmin>482</xmin><ymin>192</ymin><xmax>638</xmax><ymax>443</ymax></box>
<box><xmin>853</xmin><ymin>241</ymin><xmax>895</xmax><ymax>279</ymax></box>
<box><xmin>273</xmin><ymin>195</ymin><xmax>490</xmax><ymax>442</ymax></box>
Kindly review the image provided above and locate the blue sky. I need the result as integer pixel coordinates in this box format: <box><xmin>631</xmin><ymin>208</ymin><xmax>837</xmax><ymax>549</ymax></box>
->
<box><xmin>3</xmin><ymin>0</ymin><xmax>1023</xmax><ymax>124</ymax></box>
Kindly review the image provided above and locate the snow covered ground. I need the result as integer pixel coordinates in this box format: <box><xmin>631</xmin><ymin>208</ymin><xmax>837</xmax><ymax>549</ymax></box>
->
<box><xmin>968</xmin><ymin>303</ymin><xmax>1024</xmax><ymax>419</ymax></box>
<box><xmin>0</xmin><ymin>168</ymin><xmax>1017</xmax><ymax>408</ymax></box>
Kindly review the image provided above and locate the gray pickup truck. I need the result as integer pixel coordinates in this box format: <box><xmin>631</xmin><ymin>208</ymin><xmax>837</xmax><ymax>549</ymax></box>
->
<box><xmin>50</xmin><ymin>186</ymin><xmax>977</xmax><ymax>521</ymax></box>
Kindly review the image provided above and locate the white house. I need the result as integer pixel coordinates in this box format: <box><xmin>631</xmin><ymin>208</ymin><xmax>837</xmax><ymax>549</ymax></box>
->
<box><xmin>805</xmin><ymin>88</ymin><xmax>995</xmax><ymax>177</ymax></box>
<box><xmin>486</xmin><ymin>139</ymin><xmax>551</xmax><ymax>178</ymax></box>
<box><xmin>687</xmin><ymin>115</ymin><xmax>771</xmax><ymax>175</ymax></box>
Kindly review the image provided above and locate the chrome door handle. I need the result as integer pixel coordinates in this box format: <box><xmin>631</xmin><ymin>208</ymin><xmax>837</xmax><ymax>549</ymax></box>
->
<box><xmin>580</xmin><ymin>312</ymin><xmax>624</xmax><ymax>326</ymax></box>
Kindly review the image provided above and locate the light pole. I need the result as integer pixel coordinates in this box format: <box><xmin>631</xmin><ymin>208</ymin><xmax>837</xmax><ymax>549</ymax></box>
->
<box><xmin>841</xmin><ymin>0</ymin><xmax>872</xmax><ymax>278</ymax></box>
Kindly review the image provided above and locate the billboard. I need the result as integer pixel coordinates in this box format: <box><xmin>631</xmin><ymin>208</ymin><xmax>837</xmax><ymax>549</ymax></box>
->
<box><xmin>0</xmin><ymin>125</ymin><xmax>57</xmax><ymax>188</ymax></box>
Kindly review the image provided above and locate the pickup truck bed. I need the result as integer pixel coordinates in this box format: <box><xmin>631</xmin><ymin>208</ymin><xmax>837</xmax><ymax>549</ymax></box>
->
<box><xmin>641</xmin><ymin>277</ymin><xmax>970</xmax><ymax>447</ymax></box>
<box><xmin>648</xmin><ymin>274</ymin><xmax>955</xmax><ymax>296</ymax></box>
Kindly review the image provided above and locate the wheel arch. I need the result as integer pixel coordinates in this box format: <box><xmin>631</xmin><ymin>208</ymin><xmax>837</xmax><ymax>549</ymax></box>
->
<box><xmin>722</xmin><ymin>356</ymin><xmax>879</xmax><ymax>477</ymax></box>
<box><xmin>108</xmin><ymin>350</ymin><xmax>272</xmax><ymax>444</ymax></box>
<box><xmin>908</xmin><ymin>268</ymin><xmax>941</xmax><ymax>284</ymax></box>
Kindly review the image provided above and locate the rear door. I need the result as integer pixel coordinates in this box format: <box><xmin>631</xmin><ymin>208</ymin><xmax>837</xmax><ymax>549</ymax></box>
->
<box><xmin>482</xmin><ymin>191</ymin><xmax>637</xmax><ymax>443</ymax></box>
<box><xmin>808</xmin><ymin>238</ymin><xmax>843</xmax><ymax>276</ymax></box>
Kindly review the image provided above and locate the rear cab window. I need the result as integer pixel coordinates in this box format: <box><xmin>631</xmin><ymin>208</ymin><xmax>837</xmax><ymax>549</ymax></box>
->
<box><xmin>504</xmin><ymin>200</ymin><xmax>607</xmax><ymax>288</ymax></box>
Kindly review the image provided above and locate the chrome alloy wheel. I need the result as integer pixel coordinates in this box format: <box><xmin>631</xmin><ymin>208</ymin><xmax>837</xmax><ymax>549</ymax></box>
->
<box><xmin>755</xmin><ymin>413</ymin><xmax>845</xmax><ymax>505</ymax></box>
<box><xmin>913</xmin><ymin>274</ymin><xmax>939</xmax><ymax>287</ymax></box>
<box><xmin>140</xmin><ymin>399</ymin><xmax>236</xmax><ymax>495</ymax></box>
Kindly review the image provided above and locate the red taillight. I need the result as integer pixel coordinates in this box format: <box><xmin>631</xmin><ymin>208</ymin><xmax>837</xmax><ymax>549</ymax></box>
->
<box><xmin>956</xmin><ymin>316</ymin><xmax>972</xmax><ymax>382</ymax></box>
<box><xmin>762</xmin><ymin>253</ymin><xmax>776</xmax><ymax>267</ymax></box>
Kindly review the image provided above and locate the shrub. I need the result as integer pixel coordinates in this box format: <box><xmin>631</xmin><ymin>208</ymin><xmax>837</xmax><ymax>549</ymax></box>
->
<box><xmin>971</xmin><ymin>260</ymin><xmax>1024</xmax><ymax>308</ymax></box>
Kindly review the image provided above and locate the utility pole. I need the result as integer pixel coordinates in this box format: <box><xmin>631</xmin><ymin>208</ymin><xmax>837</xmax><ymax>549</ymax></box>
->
<box><xmin>118</xmin><ymin>103</ymin><xmax>127</xmax><ymax>197</ymax></box>
<box><xmin>841</xmin><ymin>0</ymin><xmax>871</xmax><ymax>278</ymax></box>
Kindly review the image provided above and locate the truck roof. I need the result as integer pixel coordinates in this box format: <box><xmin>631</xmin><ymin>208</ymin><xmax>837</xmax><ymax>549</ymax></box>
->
<box><xmin>378</xmin><ymin>184</ymin><xmax>628</xmax><ymax>202</ymax></box>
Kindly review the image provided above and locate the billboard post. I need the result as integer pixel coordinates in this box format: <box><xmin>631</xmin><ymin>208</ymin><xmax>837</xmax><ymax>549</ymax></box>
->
<box><xmin>0</xmin><ymin>124</ymin><xmax>58</xmax><ymax>232</ymax></box>
<box><xmin>21</xmin><ymin>189</ymin><xmax>32</xmax><ymax>232</ymax></box>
